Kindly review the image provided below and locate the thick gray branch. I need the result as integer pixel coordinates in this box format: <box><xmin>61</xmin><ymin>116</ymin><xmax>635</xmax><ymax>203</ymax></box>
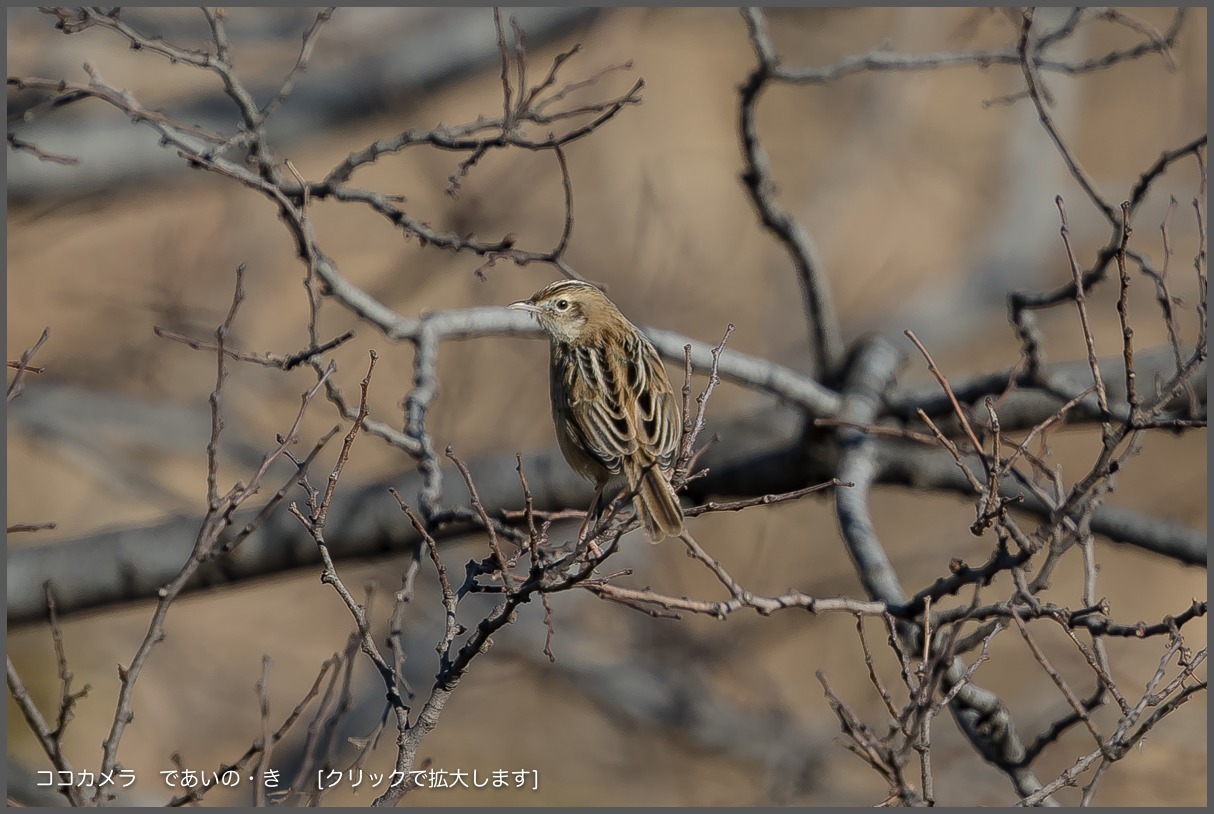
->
<box><xmin>8</xmin><ymin>400</ymin><xmax>1203</xmax><ymax>624</ymax></box>
<box><xmin>830</xmin><ymin>335</ymin><xmax>1053</xmax><ymax>804</ymax></box>
<box><xmin>833</xmin><ymin>336</ymin><xmax>908</xmax><ymax>603</ymax></box>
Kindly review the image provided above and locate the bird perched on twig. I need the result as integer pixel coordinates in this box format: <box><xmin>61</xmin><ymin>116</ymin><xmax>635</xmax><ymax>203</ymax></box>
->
<box><xmin>509</xmin><ymin>280</ymin><xmax>685</xmax><ymax>542</ymax></box>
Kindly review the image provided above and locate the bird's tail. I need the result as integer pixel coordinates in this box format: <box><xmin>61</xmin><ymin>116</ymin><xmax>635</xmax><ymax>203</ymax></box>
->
<box><xmin>627</xmin><ymin>459</ymin><xmax>684</xmax><ymax>543</ymax></box>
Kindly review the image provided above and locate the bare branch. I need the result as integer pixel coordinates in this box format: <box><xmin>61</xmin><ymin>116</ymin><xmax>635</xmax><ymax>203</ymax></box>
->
<box><xmin>739</xmin><ymin>8</ymin><xmax>844</xmax><ymax>375</ymax></box>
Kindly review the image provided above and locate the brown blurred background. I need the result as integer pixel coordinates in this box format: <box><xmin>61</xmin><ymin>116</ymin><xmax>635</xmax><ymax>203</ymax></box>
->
<box><xmin>7</xmin><ymin>7</ymin><xmax>1206</xmax><ymax>806</ymax></box>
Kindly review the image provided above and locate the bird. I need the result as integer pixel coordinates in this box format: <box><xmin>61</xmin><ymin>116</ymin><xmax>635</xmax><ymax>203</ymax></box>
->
<box><xmin>509</xmin><ymin>279</ymin><xmax>685</xmax><ymax>542</ymax></box>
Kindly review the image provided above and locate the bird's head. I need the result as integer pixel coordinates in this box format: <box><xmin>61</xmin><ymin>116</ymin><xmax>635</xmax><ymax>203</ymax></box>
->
<box><xmin>509</xmin><ymin>280</ymin><xmax>622</xmax><ymax>345</ymax></box>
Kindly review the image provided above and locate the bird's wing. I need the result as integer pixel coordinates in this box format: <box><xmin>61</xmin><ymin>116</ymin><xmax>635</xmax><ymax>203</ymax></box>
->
<box><xmin>566</xmin><ymin>337</ymin><xmax>680</xmax><ymax>474</ymax></box>
<box><xmin>630</xmin><ymin>339</ymin><xmax>681</xmax><ymax>470</ymax></box>
<box><xmin>565</xmin><ymin>343</ymin><xmax>639</xmax><ymax>474</ymax></box>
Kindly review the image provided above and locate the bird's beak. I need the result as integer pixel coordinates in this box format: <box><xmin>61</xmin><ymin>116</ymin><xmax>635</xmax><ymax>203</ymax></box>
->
<box><xmin>508</xmin><ymin>300</ymin><xmax>539</xmax><ymax>313</ymax></box>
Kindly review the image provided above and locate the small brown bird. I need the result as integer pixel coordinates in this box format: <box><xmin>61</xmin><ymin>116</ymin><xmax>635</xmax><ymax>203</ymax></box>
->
<box><xmin>509</xmin><ymin>280</ymin><xmax>685</xmax><ymax>542</ymax></box>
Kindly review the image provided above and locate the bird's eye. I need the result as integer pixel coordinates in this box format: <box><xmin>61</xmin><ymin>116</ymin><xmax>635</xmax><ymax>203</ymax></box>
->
<box><xmin>555</xmin><ymin>299</ymin><xmax>570</xmax><ymax>311</ymax></box>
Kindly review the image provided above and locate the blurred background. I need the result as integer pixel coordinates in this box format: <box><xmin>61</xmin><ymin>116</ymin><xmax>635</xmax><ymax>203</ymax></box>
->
<box><xmin>7</xmin><ymin>7</ymin><xmax>1206</xmax><ymax>806</ymax></box>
